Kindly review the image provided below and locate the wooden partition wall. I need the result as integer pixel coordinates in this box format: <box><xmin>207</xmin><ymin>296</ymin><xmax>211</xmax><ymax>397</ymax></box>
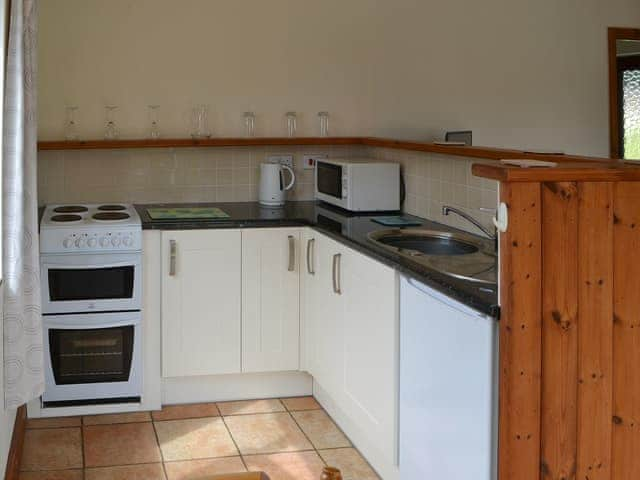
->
<box><xmin>499</xmin><ymin>180</ymin><xmax>640</xmax><ymax>480</ymax></box>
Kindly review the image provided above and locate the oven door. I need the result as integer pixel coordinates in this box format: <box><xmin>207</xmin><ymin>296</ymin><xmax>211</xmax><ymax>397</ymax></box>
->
<box><xmin>42</xmin><ymin>311</ymin><xmax>142</xmax><ymax>404</ymax></box>
<box><xmin>315</xmin><ymin>161</ymin><xmax>348</xmax><ymax>209</ymax></box>
<box><xmin>41</xmin><ymin>252</ymin><xmax>142</xmax><ymax>314</ymax></box>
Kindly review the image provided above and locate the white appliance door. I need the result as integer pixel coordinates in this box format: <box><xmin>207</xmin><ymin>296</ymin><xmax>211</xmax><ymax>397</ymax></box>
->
<box><xmin>41</xmin><ymin>252</ymin><xmax>142</xmax><ymax>314</ymax></box>
<box><xmin>400</xmin><ymin>276</ymin><xmax>498</xmax><ymax>480</ymax></box>
<box><xmin>42</xmin><ymin>311</ymin><xmax>142</xmax><ymax>403</ymax></box>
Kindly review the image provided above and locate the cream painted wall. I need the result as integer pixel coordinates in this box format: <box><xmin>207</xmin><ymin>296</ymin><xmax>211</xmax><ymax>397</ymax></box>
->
<box><xmin>38</xmin><ymin>0</ymin><xmax>376</xmax><ymax>140</ymax></box>
<box><xmin>369</xmin><ymin>0</ymin><xmax>640</xmax><ymax>156</ymax></box>
<box><xmin>38</xmin><ymin>0</ymin><xmax>640</xmax><ymax>155</ymax></box>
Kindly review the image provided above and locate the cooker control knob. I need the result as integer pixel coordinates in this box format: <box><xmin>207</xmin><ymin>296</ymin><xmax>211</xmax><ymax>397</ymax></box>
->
<box><xmin>63</xmin><ymin>237</ymin><xmax>74</xmax><ymax>248</ymax></box>
<box><xmin>87</xmin><ymin>237</ymin><xmax>97</xmax><ymax>248</ymax></box>
<box><xmin>99</xmin><ymin>236</ymin><xmax>110</xmax><ymax>247</ymax></box>
<box><xmin>111</xmin><ymin>236</ymin><xmax>121</xmax><ymax>247</ymax></box>
<box><xmin>75</xmin><ymin>237</ymin><xmax>86</xmax><ymax>248</ymax></box>
<box><xmin>122</xmin><ymin>236</ymin><xmax>133</xmax><ymax>247</ymax></box>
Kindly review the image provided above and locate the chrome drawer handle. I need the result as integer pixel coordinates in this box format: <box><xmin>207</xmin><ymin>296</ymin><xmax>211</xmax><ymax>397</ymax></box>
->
<box><xmin>332</xmin><ymin>253</ymin><xmax>342</xmax><ymax>295</ymax></box>
<box><xmin>307</xmin><ymin>238</ymin><xmax>315</xmax><ymax>275</ymax></box>
<box><xmin>288</xmin><ymin>235</ymin><xmax>295</xmax><ymax>272</ymax></box>
<box><xmin>169</xmin><ymin>240</ymin><xmax>177</xmax><ymax>276</ymax></box>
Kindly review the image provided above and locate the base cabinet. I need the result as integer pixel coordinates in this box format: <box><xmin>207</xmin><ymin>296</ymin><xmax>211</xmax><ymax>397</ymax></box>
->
<box><xmin>161</xmin><ymin>230</ymin><xmax>242</xmax><ymax>377</ymax></box>
<box><xmin>303</xmin><ymin>230</ymin><xmax>399</xmax><ymax>480</ymax></box>
<box><xmin>242</xmin><ymin>228</ymin><xmax>301</xmax><ymax>372</ymax></box>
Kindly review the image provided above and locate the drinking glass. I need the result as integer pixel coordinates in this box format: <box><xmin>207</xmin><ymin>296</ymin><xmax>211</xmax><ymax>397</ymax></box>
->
<box><xmin>191</xmin><ymin>104</ymin><xmax>211</xmax><ymax>138</ymax></box>
<box><xmin>286</xmin><ymin>111</ymin><xmax>297</xmax><ymax>138</ymax></box>
<box><xmin>318</xmin><ymin>111</ymin><xmax>329</xmax><ymax>137</ymax></box>
<box><xmin>243</xmin><ymin>111</ymin><xmax>255</xmax><ymax>137</ymax></box>
<box><xmin>148</xmin><ymin>105</ymin><xmax>160</xmax><ymax>139</ymax></box>
<box><xmin>104</xmin><ymin>105</ymin><xmax>118</xmax><ymax>140</ymax></box>
<box><xmin>64</xmin><ymin>106</ymin><xmax>79</xmax><ymax>141</ymax></box>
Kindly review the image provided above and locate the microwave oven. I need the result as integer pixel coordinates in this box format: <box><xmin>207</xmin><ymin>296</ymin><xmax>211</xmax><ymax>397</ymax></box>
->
<box><xmin>315</xmin><ymin>158</ymin><xmax>400</xmax><ymax>212</ymax></box>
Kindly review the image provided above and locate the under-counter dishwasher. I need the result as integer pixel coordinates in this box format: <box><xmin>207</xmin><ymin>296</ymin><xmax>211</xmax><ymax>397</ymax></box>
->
<box><xmin>399</xmin><ymin>276</ymin><xmax>498</xmax><ymax>480</ymax></box>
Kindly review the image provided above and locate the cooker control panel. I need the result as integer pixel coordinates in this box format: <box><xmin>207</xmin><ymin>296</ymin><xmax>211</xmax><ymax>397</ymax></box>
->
<box><xmin>41</xmin><ymin>228</ymin><xmax>142</xmax><ymax>253</ymax></box>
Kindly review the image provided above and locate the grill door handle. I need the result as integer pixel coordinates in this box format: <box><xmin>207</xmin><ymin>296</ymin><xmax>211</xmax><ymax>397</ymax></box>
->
<box><xmin>169</xmin><ymin>240</ymin><xmax>177</xmax><ymax>276</ymax></box>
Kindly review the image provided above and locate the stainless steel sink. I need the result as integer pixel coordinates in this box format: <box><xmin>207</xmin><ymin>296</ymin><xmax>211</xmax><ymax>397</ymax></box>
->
<box><xmin>368</xmin><ymin>228</ymin><xmax>497</xmax><ymax>285</ymax></box>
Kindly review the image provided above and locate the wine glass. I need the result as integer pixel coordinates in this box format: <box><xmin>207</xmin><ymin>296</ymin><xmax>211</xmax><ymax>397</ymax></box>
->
<box><xmin>64</xmin><ymin>106</ymin><xmax>79</xmax><ymax>141</ymax></box>
<box><xmin>243</xmin><ymin>111</ymin><xmax>255</xmax><ymax>137</ymax></box>
<box><xmin>191</xmin><ymin>104</ymin><xmax>211</xmax><ymax>138</ymax></box>
<box><xmin>286</xmin><ymin>111</ymin><xmax>297</xmax><ymax>138</ymax></box>
<box><xmin>318</xmin><ymin>111</ymin><xmax>329</xmax><ymax>137</ymax></box>
<box><xmin>148</xmin><ymin>105</ymin><xmax>160</xmax><ymax>139</ymax></box>
<box><xmin>104</xmin><ymin>105</ymin><xmax>119</xmax><ymax>140</ymax></box>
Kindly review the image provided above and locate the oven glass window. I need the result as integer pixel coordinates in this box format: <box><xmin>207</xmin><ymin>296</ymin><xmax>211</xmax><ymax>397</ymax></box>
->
<box><xmin>317</xmin><ymin>162</ymin><xmax>343</xmax><ymax>199</ymax></box>
<box><xmin>49</xmin><ymin>326</ymin><xmax>134</xmax><ymax>384</ymax></box>
<box><xmin>48</xmin><ymin>266</ymin><xmax>134</xmax><ymax>301</ymax></box>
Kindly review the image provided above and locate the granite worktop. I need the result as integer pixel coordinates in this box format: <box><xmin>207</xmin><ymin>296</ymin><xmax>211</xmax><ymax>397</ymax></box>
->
<box><xmin>134</xmin><ymin>201</ymin><xmax>499</xmax><ymax>317</ymax></box>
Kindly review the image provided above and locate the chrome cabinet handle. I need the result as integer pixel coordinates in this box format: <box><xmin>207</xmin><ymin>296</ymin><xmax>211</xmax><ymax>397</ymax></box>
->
<box><xmin>332</xmin><ymin>253</ymin><xmax>342</xmax><ymax>295</ymax></box>
<box><xmin>169</xmin><ymin>240</ymin><xmax>177</xmax><ymax>276</ymax></box>
<box><xmin>288</xmin><ymin>235</ymin><xmax>295</xmax><ymax>272</ymax></box>
<box><xmin>306</xmin><ymin>238</ymin><xmax>315</xmax><ymax>275</ymax></box>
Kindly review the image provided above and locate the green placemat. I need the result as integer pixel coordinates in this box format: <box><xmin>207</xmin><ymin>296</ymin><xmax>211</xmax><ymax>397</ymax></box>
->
<box><xmin>371</xmin><ymin>216</ymin><xmax>422</xmax><ymax>227</ymax></box>
<box><xmin>147</xmin><ymin>207</ymin><xmax>230</xmax><ymax>220</ymax></box>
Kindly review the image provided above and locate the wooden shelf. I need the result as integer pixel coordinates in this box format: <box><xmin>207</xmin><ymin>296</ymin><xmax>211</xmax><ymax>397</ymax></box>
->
<box><xmin>37</xmin><ymin>137</ymin><xmax>362</xmax><ymax>151</ymax></box>
<box><xmin>38</xmin><ymin>135</ymin><xmax>640</xmax><ymax>182</ymax></box>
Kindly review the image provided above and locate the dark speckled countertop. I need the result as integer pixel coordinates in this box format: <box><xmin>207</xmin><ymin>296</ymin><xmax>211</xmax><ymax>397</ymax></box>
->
<box><xmin>134</xmin><ymin>201</ymin><xmax>499</xmax><ymax>318</ymax></box>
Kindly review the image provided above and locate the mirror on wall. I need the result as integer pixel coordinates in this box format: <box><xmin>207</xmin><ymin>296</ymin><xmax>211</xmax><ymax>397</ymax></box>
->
<box><xmin>609</xmin><ymin>28</ymin><xmax>640</xmax><ymax>160</ymax></box>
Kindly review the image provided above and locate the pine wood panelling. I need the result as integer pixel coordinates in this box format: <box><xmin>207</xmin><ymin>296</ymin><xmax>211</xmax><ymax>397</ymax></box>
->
<box><xmin>499</xmin><ymin>179</ymin><xmax>640</xmax><ymax>480</ymax></box>
<box><xmin>612</xmin><ymin>182</ymin><xmax>640</xmax><ymax>480</ymax></box>
<box><xmin>576</xmin><ymin>182</ymin><xmax>614</xmax><ymax>480</ymax></box>
<box><xmin>498</xmin><ymin>182</ymin><xmax>542</xmax><ymax>480</ymax></box>
<box><xmin>541</xmin><ymin>182</ymin><xmax>579</xmax><ymax>480</ymax></box>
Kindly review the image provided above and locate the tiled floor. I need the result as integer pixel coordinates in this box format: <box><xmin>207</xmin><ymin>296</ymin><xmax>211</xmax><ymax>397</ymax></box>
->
<box><xmin>20</xmin><ymin>397</ymin><xmax>380</xmax><ymax>480</ymax></box>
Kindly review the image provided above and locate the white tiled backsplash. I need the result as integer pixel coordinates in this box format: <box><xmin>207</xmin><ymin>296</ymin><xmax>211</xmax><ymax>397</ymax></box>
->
<box><xmin>38</xmin><ymin>145</ymin><xmax>498</xmax><ymax>234</ymax></box>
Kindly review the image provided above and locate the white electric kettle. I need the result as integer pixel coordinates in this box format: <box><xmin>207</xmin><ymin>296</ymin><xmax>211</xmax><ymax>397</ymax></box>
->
<box><xmin>259</xmin><ymin>163</ymin><xmax>296</xmax><ymax>207</ymax></box>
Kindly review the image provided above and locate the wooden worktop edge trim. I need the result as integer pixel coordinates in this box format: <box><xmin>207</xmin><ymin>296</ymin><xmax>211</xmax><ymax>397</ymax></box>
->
<box><xmin>4</xmin><ymin>405</ymin><xmax>27</xmax><ymax>480</ymax></box>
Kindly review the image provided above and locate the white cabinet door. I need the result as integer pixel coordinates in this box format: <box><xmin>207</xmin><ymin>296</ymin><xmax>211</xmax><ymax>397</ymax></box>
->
<box><xmin>305</xmin><ymin>233</ymin><xmax>345</xmax><ymax>391</ymax></box>
<box><xmin>161</xmin><ymin>230</ymin><xmax>242</xmax><ymax>377</ymax></box>
<box><xmin>340</xmin><ymin>247</ymin><xmax>398</xmax><ymax>465</ymax></box>
<box><xmin>307</xmin><ymin>230</ymin><xmax>399</xmax><ymax>479</ymax></box>
<box><xmin>242</xmin><ymin>228</ymin><xmax>301</xmax><ymax>372</ymax></box>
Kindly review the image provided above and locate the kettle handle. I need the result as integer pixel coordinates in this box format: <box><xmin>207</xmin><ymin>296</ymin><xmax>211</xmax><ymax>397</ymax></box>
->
<box><xmin>281</xmin><ymin>165</ymin><xmax>296</xmax><ymax>191</ymax></box>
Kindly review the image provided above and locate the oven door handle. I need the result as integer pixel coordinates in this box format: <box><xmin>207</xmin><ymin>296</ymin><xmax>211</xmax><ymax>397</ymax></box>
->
<box><xmin>41</xmin><ymin>260</ymin><xmax>139</xmax><ymax>270</ymax></box>
<box><xmin>43</xmin><ymin>317</ymin><xmax>141</xmax><ymax>329</ymax></box>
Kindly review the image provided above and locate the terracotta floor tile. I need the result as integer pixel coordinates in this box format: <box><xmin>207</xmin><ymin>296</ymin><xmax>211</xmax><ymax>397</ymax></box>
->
<box><xmin>291</xmin><ymin>410</ymin><xmax>350</xmax><ymax>449</ymax></box>
<box><xmin>20</xmin><ymin>428</ymin><xmax>83</xmax><ymax>471</ymax></box>
<box><xmin>224</xmin><ymin>412</ymin><xmax>312</xmax><ymax>455</ymax></box>
<box><xmin>244</xmin><ymin>451</ymin><xmax>325</xmax><ymax>480</ymax></box>
<box><xmin>25</xmin><ymin>417</ymin><xmax>81</xmax><ymax>429</ymax></box>
<box><xmin>318</xmin><ymin>448</ymin><xmax>379</xmax><ymax>480</ymax></box>
<box><xmin>19</xmin><ymin>470</ymin><xmax>83</xmax><ymax>480</ymax></box>
<box><xmin>85</xmin><ymin>463</ymin><xmax>166</xmax><ymax>480</ymax></box>
<box><xmin>163</xmin><ymin>457</ymin><xmax>246</xmax><ymax>480</ymax></box>
<box><xmin>217</xmin><ymin>399</ymin><xmax>285</xmax><ymax>416</ymax></box>
<box><xmin>280</xmin><ymin>397</ymin><xmax>321</xmax><ymax>412</ymax></box>
<box><xmin>152</xmin><ymin>403</ymin><xmax>220</xmax><ymax>421</ymax></box>
<box><xmin>83</xmin><ymin>422</ymin><xmax>162</xmax><ymax>467</ymax></box>
<box><xmin>154</xmin><ymin>417</ymin><xmax>238</xmax><ymax>461</ymax></box>
<box><xmin>83</xmin><ymin>411</ymin><xmax>151</xmax><ymax>425</ymax></box>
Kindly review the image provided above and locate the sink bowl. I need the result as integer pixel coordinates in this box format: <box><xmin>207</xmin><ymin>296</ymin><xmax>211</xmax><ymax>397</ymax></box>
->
<box><xmin>372</xmin><ymin>232</ymin><xmax>479</xmax><ymax>256</ymax></box>
<box><xmin>368</xmin><ymin>228</ymin><xmax>497</xmax><ymax>285</ymax></box>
